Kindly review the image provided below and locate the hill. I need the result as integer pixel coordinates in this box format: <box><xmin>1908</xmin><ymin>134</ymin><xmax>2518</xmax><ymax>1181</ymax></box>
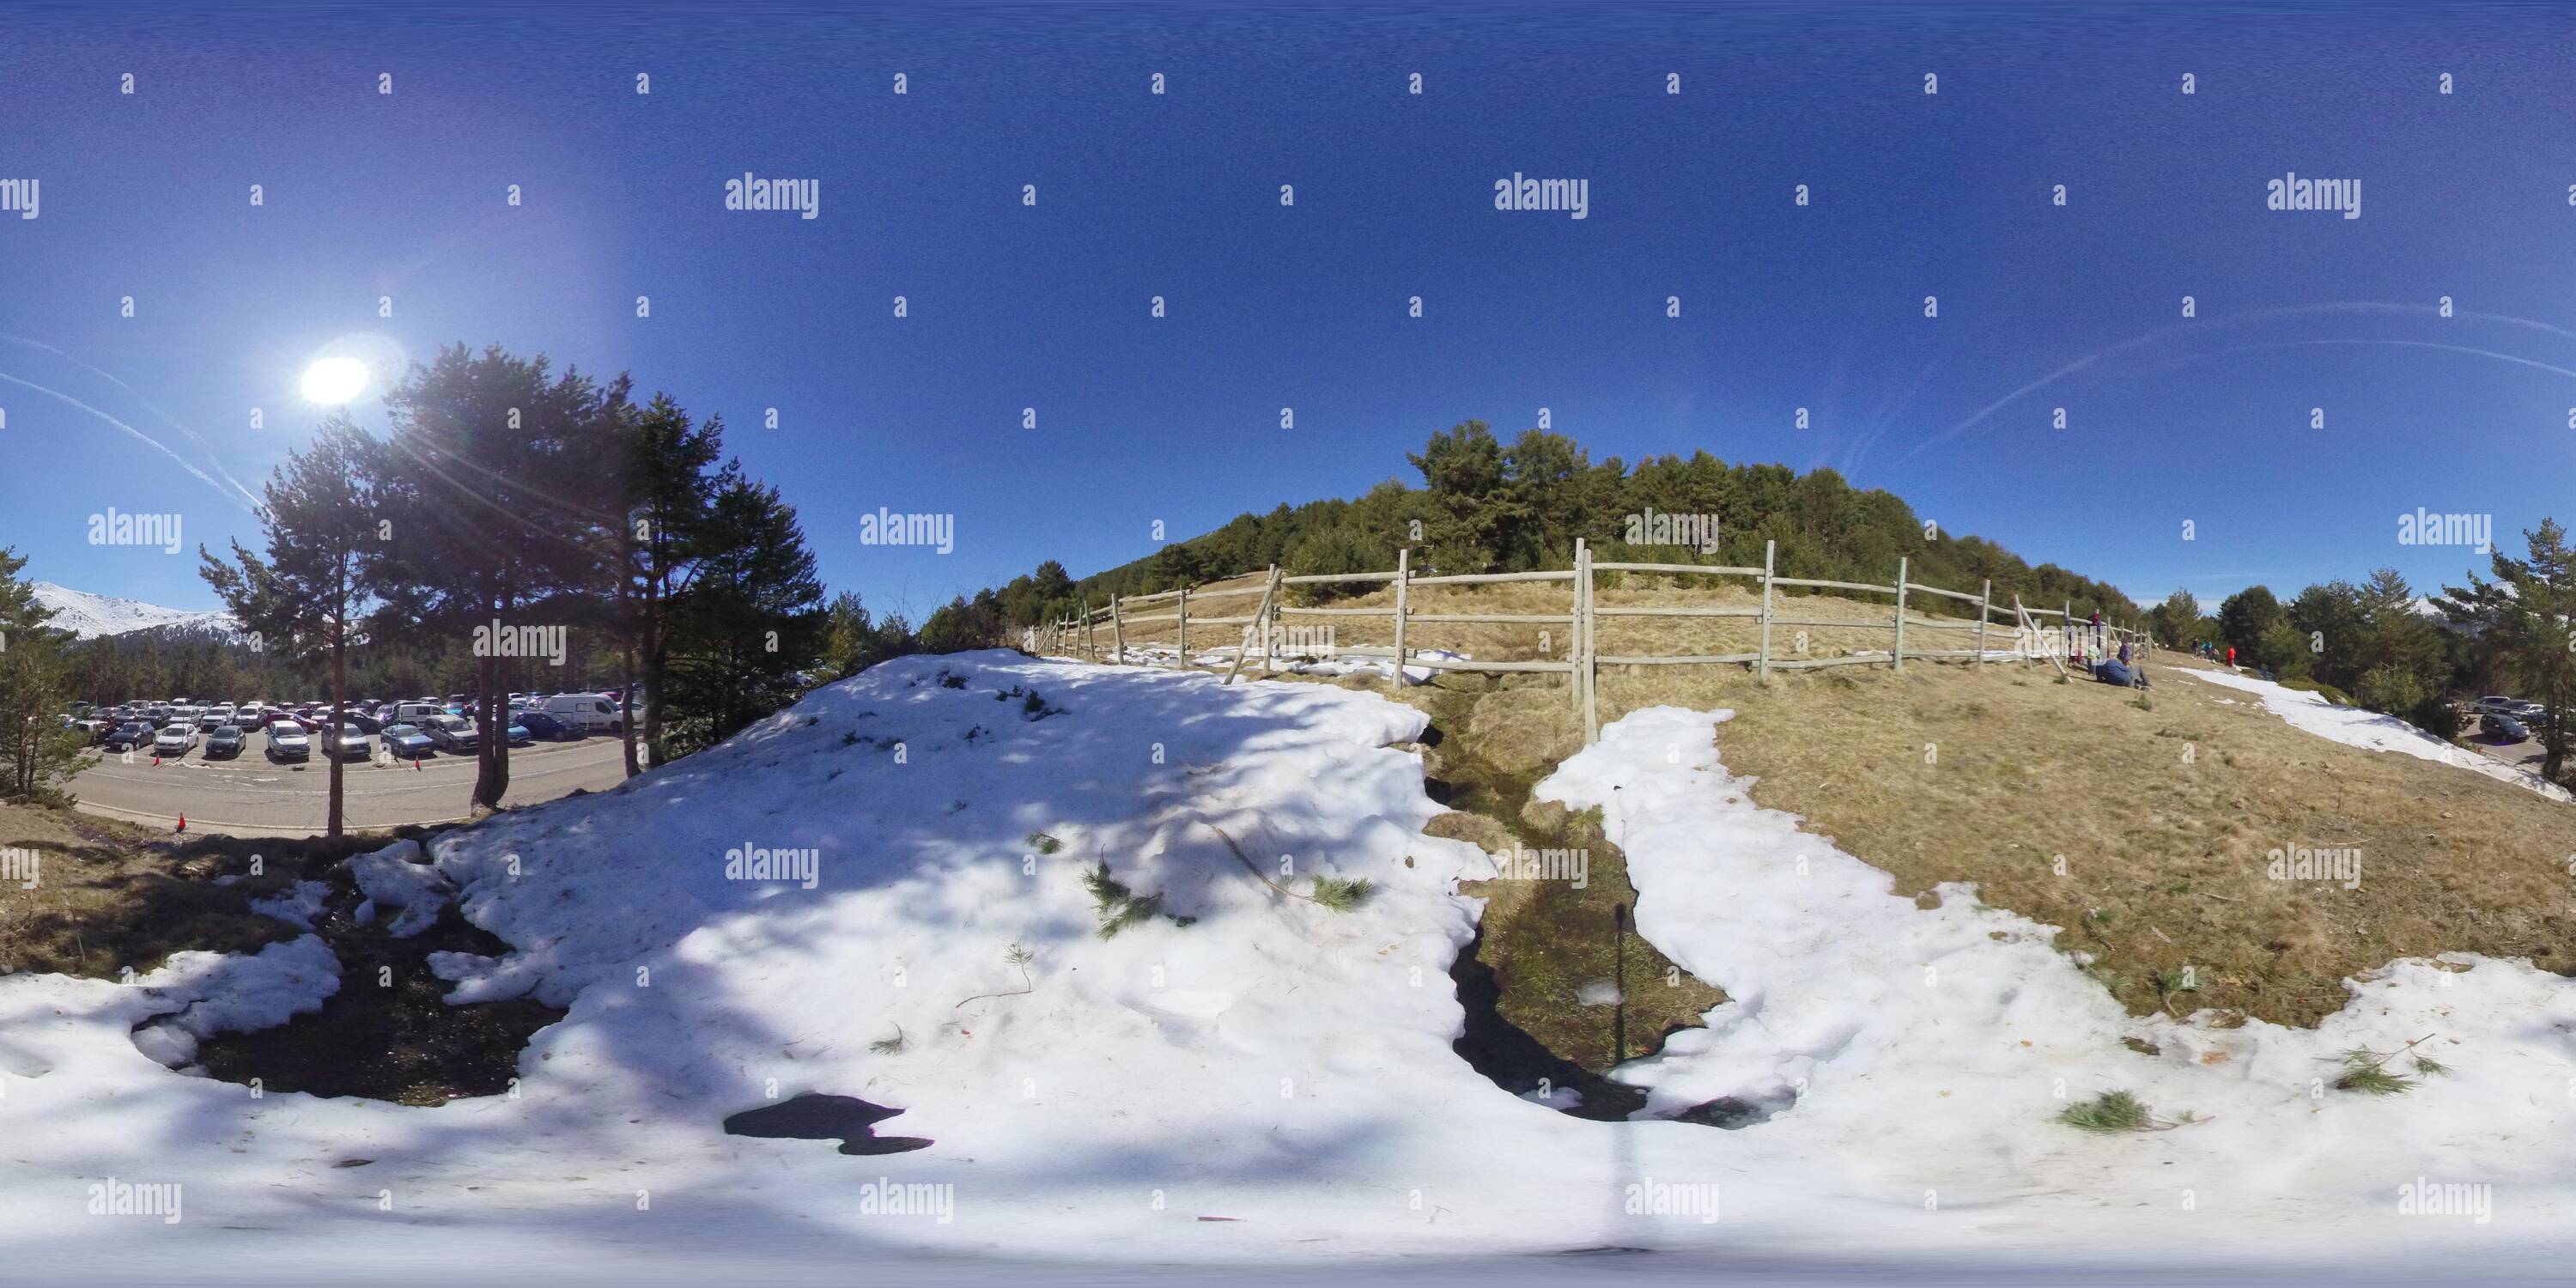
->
<box><xmin>33</xmin><ymin>580</ymin><xmax>243</xmax><ymax>642</ymax></box>
<box><xmin>933</xmin><ymin>421</ymin><xmax>2140</xmax><ymax>642</ymax></box>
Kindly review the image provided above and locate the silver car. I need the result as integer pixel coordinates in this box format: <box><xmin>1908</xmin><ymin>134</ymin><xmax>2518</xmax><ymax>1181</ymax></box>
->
<box><xmin>322</xmin><ymin>723</ymin><xmax>372</xmax><ymax>760</ymax></box>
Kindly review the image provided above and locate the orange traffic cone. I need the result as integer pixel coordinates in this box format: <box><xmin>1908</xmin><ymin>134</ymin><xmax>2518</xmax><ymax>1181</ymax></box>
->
<box><xmin>152</xmin><ymin>756</ymin><xmax>161</xmax><ymax>767</ymax></box>
<box><xmin>175</xmin><ymin>814</ymin><xmax>186</xmax><ymax>833</ymax></box>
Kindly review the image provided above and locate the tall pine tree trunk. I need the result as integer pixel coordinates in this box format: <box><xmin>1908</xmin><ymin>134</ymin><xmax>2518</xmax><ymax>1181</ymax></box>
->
<box><xmin>620</xmin><ymin>639</ymin><xmax>641</xmax><ymax>777</ymax></box>
<box><xmin>326</xmin><ymin>619</ymin><xmax>347</xmax><ymax>838</ymax></box>
<box><xmin>473</xmin><ymin>590</ymin><xmax>510</xmax><ymax>811</ymax></box>
<box><xmin>641</xmin><ymin>593</ymin><xmax>667</xmax><ymax>768</ymax></box>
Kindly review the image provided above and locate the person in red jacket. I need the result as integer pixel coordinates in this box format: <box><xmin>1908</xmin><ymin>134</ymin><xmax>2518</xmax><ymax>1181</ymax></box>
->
<box><xmin>2226</xmin><ymin>646</ymin><xmax>2236</xmax><ymax>669</ymax></box>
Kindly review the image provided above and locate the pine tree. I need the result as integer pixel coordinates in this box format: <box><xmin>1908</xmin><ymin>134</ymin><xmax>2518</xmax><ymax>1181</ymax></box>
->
<box><xmin>2442</xmin><ymin>519</ymin><xmax>2576</xmax><ymax>780</ymax></box>
<box><xmin>0</xmin><ymin>548</ymin><xmax>89</xmax><ymax>803</ymax></box>
<box><xmin>659</xmin><ymin>477</ymin><xmax>826</xmax><ymax>753</ymax></box>
<box><xmin>201</xmin><ymin>419</ymin><xmax>377</xmax><ymax>836</ymax></box>
<box><xmin>608</xmin><ymin>393</ymin><xmax>729</xmax><ymax>774</ymax></box>
<box><xmin>372</xmin><ymin>344</ymin><xmax>631</xmax><ymax>810</ymax></box>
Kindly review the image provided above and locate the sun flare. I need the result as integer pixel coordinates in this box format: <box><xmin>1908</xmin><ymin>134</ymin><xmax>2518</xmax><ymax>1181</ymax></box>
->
<box><xmin>300</xmin><ymin>355</ymin><xmax>369</xmax><ymax>404</ymax></box>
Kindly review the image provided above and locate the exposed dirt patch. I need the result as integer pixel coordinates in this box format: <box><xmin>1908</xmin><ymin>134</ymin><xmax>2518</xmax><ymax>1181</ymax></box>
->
<box><xmin>1400</xmin><ymin>683</ymin><xmax>1728</xmax><ymax>1115</ymax></box>
<box><xmin>0</xmin><ymin>799</ymin><xmax>561</xmax><ymax>1103</ymax></box>
<box><xmin>190</xmin><ymin>850</ymin><xmax>565</xmax><ymax>1106</ymax></box>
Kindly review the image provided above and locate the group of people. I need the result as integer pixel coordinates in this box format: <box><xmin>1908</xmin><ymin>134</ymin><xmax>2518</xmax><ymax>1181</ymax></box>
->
<box><xmin>2076</xmin><ymin>610</ymin><xmax>2150</xmax><ymax>690</ymax></box>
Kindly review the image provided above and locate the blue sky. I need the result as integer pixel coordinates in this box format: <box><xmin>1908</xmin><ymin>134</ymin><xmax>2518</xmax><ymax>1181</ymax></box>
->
<box><xmin>6</xmin><ymin>3</ymin><xmax>2575</xmax><ymax>622</ymax></box>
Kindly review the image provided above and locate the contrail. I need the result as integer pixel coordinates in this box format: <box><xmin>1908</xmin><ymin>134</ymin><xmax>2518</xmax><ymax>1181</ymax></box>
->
<box><xmin>2140</xmin><ymin>337</ymin><xmax>2576</xmax><ymax>384</ymax></box>
<box><xmin>1896</xmin><ymin>301</ymin><xmax>2576</xmax><ymax>465</ymax></box>
<box><xmin>0</xmin><ymin>371</ymin><xmax>256</xmax><ymax>511</ymax></box>
<box><xmin>3</xmin><ymin>335</ymin><xmax>263</xmax><ymax>507</ymax></box>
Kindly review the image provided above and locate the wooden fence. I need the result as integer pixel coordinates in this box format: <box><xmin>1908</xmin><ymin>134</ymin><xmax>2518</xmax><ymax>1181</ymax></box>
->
<box><xmin>1022</xmin><ymin>538</ymin><xmax>2152</xmax><ymax>743</ymax></box>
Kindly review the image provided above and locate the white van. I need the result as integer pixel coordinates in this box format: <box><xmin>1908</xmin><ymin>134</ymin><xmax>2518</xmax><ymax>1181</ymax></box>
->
<box><xmin>393</xmin><ymin>701</ymin><xmax>447</xmax><ymax>724</ymax></box>
<box><xmin>542</xmin><ymin>692</ymin><xmax>626</xmax><ymax>733</ymax></box>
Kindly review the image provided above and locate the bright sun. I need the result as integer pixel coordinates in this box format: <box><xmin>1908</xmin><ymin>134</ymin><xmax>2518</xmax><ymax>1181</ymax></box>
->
<box><xmin>301</xmin><ymin>355</ymin><xmax>369</xmax><ymax>404</ymax></box>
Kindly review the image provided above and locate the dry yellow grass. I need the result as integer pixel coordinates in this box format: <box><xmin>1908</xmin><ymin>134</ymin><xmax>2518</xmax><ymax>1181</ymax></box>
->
<box><xmin>1112</xmin><ymin>571</ymin><xmax>1990</xmax><ymax>671</ymax></box>
<box><xmin>0</xmin><ymin>799</ymin><xmax>388</xmax><ymax>980</ymax></box>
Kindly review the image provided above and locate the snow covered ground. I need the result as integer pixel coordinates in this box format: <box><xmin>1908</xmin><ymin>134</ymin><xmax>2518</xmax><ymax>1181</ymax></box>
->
<box><xmin>2179</xmin><ymin>666</ymin><xmax>2572</xmax><ymax>803</ymax></box>
<box><xmin>2</xmin><ymin>653</ymin><xmax>2571</xmax><ymax>1283</ymax></box>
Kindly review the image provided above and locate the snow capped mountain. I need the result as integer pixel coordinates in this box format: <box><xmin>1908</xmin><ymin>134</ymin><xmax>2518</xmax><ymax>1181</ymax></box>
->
<box><xmin>32</xmin><ymin>580</ymin><xmax>242</xmax><ymax>640</ymax></box>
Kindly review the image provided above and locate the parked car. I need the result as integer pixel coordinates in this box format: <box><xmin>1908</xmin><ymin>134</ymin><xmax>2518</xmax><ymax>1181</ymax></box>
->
<box><xmin>2508</xmin><ymin>701</ymin><xmax>2549</xmax><ymax>723</ymax></box>
<box><xmin>197</xmin><ymin>706</ymin><xmax>231</xmax><ymax>732</ymax></box>
<box><xmin>503</xmin><ymin>718</ymin><xmax>532</xmax><ymax>746</ymax></box>
<box><xmin>424</xmin><ymin>714</ymin><xmax>479</xmax><ymax>752</ymax></box>
<box><xmin>153</xmin><ymin>723</ymin><xmax>198</xmax><ymax>756</ymax></box>
<box><xmin>515</xmin><ymin>709</ymin><xmax>576</xmax><ymax>741</ymax></box>
<box><xmin>104</xmin><ymin>720</ymin><xmax>154</xmax><ymax>752</ymax></box>
<box><xmin>380</xmin><ymin>724</ymin><xmax>436</xmax><ymax>760</ymax></box>
<box><xmin>2471</xmin><ymin>696</ymin><xmax>2519</xmax><ymax>715</ymax></box>
<box><xmin>541</xmin><ymin>692</ymin><xmax>627</xmax><ymax>732</ymax></box>
<box><xmin>265</xmin><ymin>720</ymin><xmax>312</xmax><ymax>762</ymax></box>
<box><xmin>313</xmin><ymin>723</ymin><xmax>367</xmax><ymax>760</ymax></box>
<box><xmin>204</xmin><ymin>725</ymin><xmax>247</xmax><ymax>759</ymax></box>
<box><xmin>2482</xmin><ymin>713</ymin><xmax>2531</xmax><ymax>742</ymax></box>
<box><xmin>339</xmin><ymin>710</ymin><xmax>384</xmax><ymax>735</ymax></box>
<box><xmin>393</xmin><ymin>701</ymin><xmax>448</xmax><ymax>725</ymax></box>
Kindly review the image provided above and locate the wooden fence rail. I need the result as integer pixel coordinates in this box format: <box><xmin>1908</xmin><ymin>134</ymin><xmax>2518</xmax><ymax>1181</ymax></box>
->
<box><xmin>1024</xmin><ymin>539</ymin><xmax>2154</xmax><ymax>744</ymax></box>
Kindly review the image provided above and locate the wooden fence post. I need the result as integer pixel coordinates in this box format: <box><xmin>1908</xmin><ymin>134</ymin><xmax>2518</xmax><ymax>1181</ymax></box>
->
<box><xmin>1757</xmin><ymin>539</ymin><xmax>1776</xmax><ymax>679</ymax></box>
<box><xmin>1177</xmin><ymin>586</ymin><xmax>1190</xmax><ymax>664</ymax></box>
<box><xmin>1224</xmin><ymin>565</ymin><xmax>1279</xmax><ymax>686</ymax></box>
<box><xmin>2063</xmin><ymin>598</ymin><xmax>2074</xmax><ymax>661</ymax></box>
<box><xmin>1976</xmin><ymin>579</ymin><xmax>1991</xmax><ymax>666</ymax></box>
<box><xmin>1390</xmin><ymin>547</ymin><xmax>1410</xmax><ymax>690</ymax></box>
<box><xmin>1892</xmin><ymin>556</ymin><xmax>1909</xmax><ymax>673</ymax></box>
<box><xmin>1266</xmin><ymin>564</ymin><xmax>1284</xmax><ymax>671</ymax></box>
<box><xmin>1111</xmin><ymin>595</ymin><xmax>1125</xmax><ymax>665</ymax></box>
<box><xmin>1566</xmin><ymin>536</ymin><xmax>1587</xmax><ymax>742</ymax></box>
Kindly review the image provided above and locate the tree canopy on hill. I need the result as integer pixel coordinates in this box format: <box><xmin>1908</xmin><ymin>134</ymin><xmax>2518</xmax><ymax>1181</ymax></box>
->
<box><xmin>928</xmin><ymin>421</ymin><xmax>2137</xmax><ymax>641</ymax></box>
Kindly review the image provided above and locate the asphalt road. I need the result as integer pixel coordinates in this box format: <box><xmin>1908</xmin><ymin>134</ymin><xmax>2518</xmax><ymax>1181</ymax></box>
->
<box><xmin>70</xmin><ymin>733</ymin><xmax>634</xmax><ymax>837</ymax></box>
<box><xmin>2469</xmin><ymin>730</ymin><xmax>2551</xmax><ymax>775</ymax></box>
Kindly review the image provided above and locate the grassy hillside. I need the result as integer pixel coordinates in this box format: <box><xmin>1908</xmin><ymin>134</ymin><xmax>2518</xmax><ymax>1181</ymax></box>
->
<box><xmin>940</xmin><ymin>420</ymin><xmax>2138</xmax><ymax>641</ymax></box>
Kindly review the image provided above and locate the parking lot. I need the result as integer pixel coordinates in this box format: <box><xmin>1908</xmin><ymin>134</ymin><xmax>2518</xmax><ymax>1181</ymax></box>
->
<box><xmin>70</xmin><ymin>732</ymin><xmax>633</xmax><ymax>837</ymax></box>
